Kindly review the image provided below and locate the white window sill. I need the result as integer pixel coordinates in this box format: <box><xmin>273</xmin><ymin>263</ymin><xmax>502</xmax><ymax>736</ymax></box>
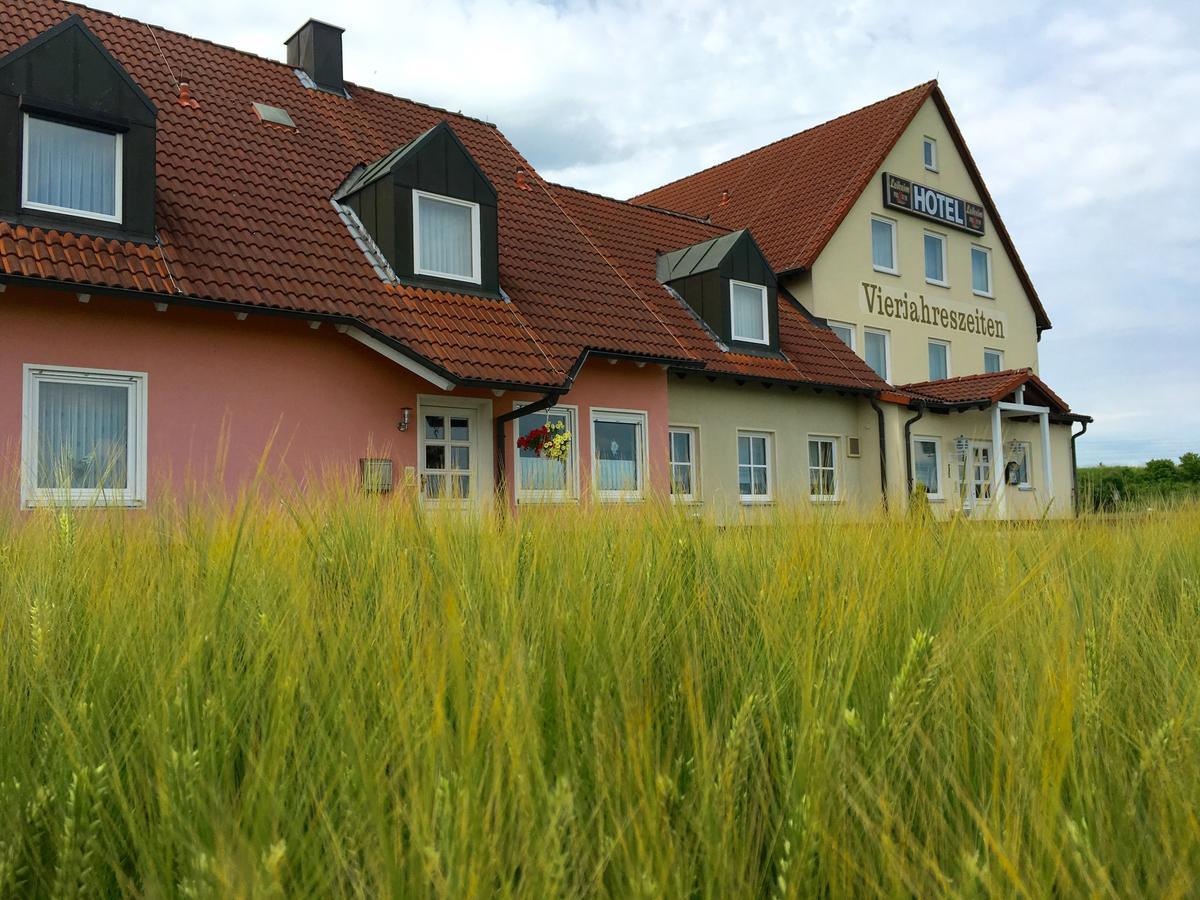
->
<box><xmin>872</xmin><ymin>265</ymin><xmax>899</xmax><ymax>277</ymax></box>
<box><xmin>973</xmin><ymin>290</ymin><xmax>995</xmax><ymax>299</ymax></box>
<box><xmin>22</xmin><ymin>200</ymin><xmax>122</xmax><ymax>225</ymax></box>
<box><xmin>1018</xmin><ymin>485</ymin><xmax>1034</xmax><ymax>492</ymax></box>
<box><xmin>414</xmin><ymin>267</ymin><xmax>482</xmax><ymax>286</ymax></box>
<box><xmin>925</xmin><ymin>279</ymin><xmax>950</xmax><ymax>289</ymax></box>
<box><xmin>517</xmin><ymin>496</ymin><xmax>579</xmax><ymax>505</ymax></box>
<box><xmin>739</xmin><ymin>497</ymin><xmax>774</xmax><ymax>506</ymax></box>
<box><xmin>809</xmin><ymin>496</ymin><xmax>843</xmax><ymax>504</ymax></box>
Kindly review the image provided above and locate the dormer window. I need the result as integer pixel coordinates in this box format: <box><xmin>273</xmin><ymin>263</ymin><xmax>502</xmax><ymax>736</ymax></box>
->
<box><xmin>335</xmin><ymin>121</ymin><xmax>499</xmax><ymax>294</ymax></box>
<box><xmin>1</xmin><ymin>16</ymin><xmax>157</xmax><ymax>239</ymax></box>
<box><xmin>730</xmin><ymin>280</ymin><xmax>769</xmax><ymax>344</ymax></box>
<box><xmin>413</xmin><ymin>190</ymin><xmax>481</xmax><ymax>284</ymax></box>
<box><xmin>22</xmin><ymin>115</ymin><xmax>123</xmax><ymax>223</ymax></box>
<box><xmin>657</xmin><ymin>229</ymin><xmax>779</xmax><ymax>352</ymax></box>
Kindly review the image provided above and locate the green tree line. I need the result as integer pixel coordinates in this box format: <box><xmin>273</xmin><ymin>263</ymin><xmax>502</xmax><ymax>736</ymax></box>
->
<box><xmin>1079</xmin><ymin>452</ymin><xmax>1200</xmax><ymax>510</ymax></box>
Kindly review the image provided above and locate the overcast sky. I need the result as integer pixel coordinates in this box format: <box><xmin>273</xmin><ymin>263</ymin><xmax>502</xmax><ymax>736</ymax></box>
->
<box><xmin>102</xmin><ymin>0</ymin><xmax>1199</xmax><ymax>465</ymax></box>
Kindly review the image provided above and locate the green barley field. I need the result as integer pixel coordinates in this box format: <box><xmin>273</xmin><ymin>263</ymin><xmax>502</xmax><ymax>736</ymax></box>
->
<box><xmin>2</xmin><ymin>488</ymin><xmax>1199</xmax><ymax>898</ymax></box>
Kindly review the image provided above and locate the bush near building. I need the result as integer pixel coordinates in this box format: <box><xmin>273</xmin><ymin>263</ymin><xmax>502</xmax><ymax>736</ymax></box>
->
<box><xmin>1079</xmin><ymin>452</ymin><xmax>1200</xmax><ymax>510</ymax></box>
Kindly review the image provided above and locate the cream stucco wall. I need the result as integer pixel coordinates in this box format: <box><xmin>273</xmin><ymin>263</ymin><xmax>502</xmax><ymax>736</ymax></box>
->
<box><xmin>784</xmin><ymin>97</ymin><xmax>1042</xmax><ymax>387</ymax></box>
<box><xmin>667</xmin><ymin>376</ymin><xmax>885</xmax><ymax>521</ymax></box>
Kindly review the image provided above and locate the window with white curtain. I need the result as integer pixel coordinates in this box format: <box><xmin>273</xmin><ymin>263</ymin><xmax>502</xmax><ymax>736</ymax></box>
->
<box><xmin>984</xmin><ymin>348</ymin><xmax>1003</xmax><ymax>373</ymax></box>
<box><xmin>591</xmin><ymin>409</ymin><xmax>646</xmax><ymax>501</ymax></box>
<box><xmin>514</xmin><ymin>404</ymin><xmax>577</xmax><ymax>502</ymax></box>
<box><xmin>412</xmin><ymin>190</ymin><xmax>481</xmax><ymax>283</ymax></box>
<box><xmin>22</xmin><ymin>115</ymin><xmax>122</xmax><ymax>223</ymax></box>
<box><xmin>729</xmin><ymin>280</ymin><xmax>769</xmax><ymax>344</ymax></box>
<box><xmin>22</xmin><ymin>365</ymin><xmax>147</xmax><ymax>508</ymax></box>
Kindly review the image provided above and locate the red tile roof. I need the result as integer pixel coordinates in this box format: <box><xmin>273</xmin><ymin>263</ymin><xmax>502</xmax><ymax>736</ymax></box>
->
<box><xmin>550</xmin><ymin>184</ymin><xmax>889</xmax><ymax>391</ymax></box>
<box><xmin>0</xmin><ymin>1</ymin><xmax>698</xmax><ymax>388</ymax></box>
<box><xmin>898</xmin><ymin>368</ymin><xmax>1072</xmax><ymax>412</ymax></box>
<box><xmin>631</xmin><ymin>83</ymin><xmax>1052</xmax><ymax>333</ymax></box>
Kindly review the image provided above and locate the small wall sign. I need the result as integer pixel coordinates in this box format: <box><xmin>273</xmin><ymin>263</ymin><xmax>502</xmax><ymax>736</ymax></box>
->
<box><xmin>883</xmin><ymin>173</ymin><xmax>985</xmax><ymax>235</ymax></box>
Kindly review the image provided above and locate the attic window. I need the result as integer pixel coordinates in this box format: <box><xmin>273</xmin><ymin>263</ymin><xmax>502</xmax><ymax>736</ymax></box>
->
<box><xmin>730</xmin><ymin>280</ymin><xmax>769</xmax><ymax>345</ymax></box>
<box><xmin>252</xmin><ymin>102</ymin><xmax>296</xmax><ymax>128</ymax></box>
<box><xmin>22</xmin><ymin>115</ymin><xmax>122</xmax><ymax>223</ymax></box>
<box><xmin>413</xmin><ymin>190</ymin><xmax>481</xmax><ymax>284</ymax></box>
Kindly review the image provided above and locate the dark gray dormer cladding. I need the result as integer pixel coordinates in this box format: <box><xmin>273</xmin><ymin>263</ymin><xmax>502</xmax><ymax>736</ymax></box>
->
<box><xmin>0</xmin><ymin>15</ymin><xmax>157</xmax><ymax>241</ymax></box>
<box><xmin>657</xmin><ymin>229</ymin><xmax>779</xmax><ymax>353</ymax></box>
<box><xmin>336</xmin><ymin>121</ymin><xmax>500</xmax><ymax>297</ymax></box>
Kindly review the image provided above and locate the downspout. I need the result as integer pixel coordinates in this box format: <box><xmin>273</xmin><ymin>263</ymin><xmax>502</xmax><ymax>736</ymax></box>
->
<box><xmin>494</xmin><ymin>390</ymin><xmax>562</xmax><ymax>507</ymax></box>
<box><xmin>1070</xmin><ymin>419</ymin><xmax>1089</xmax><ymax>516</ymax></box>
<box><xmin>903</xmin><ymin>403</ymin><xmax>927</xmax><ymax>496</ymax></box>
<box><xmin>868</xmin><ymin>395</ymin><xmax>889</xmax><ymax>512</ymax></box>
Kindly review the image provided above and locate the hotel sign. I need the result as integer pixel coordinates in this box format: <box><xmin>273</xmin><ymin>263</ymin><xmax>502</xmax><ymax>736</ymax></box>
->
<box><xmin>882</xmin><ymin>173</ymin><xmax>985</xmax><ymax>236</ymax></box>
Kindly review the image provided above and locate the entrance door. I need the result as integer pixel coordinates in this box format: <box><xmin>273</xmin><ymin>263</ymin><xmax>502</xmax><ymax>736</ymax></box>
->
<box><xmin>419</xmin><ymin>407</ymin><xmax>476</xmax><ymax>503</ymax></box>
<box><xmin>970</xmin><ymin>441</ymin><xmax>993</xmax><ymax>504</ymax></box>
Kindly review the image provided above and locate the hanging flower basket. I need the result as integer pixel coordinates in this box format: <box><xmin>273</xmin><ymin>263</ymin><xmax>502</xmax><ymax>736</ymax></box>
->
<box><xmin>517</xmin><ymin>421</ymin><xmax>571</xmax><ymax>462</ymax></box>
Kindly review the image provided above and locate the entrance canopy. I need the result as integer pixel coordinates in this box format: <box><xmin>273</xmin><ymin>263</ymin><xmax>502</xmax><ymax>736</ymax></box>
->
<box><xmin>888</xmin><ymin>368</ymin><xmax>1091</xmax><ymax>516</ymax></box>
<box><xmin>891</xmin><ymin>368</ymin><xmax>1089</xmax><ymax>424</ymax></box>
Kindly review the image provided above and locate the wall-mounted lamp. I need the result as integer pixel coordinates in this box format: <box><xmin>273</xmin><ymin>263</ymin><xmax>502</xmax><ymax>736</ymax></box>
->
<box><xmin>398</xmin><ymin>407</ymin><xmax>412</xmax><ymax>432</ymax></box>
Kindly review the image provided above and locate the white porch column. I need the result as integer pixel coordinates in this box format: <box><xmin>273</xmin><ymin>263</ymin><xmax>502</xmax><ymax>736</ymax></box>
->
<box><xmin>992</xmin><ymin>404</ymin><xmax>1004</xmax><ymax>517</ymax></box>
<box><xmin>1040</xmin><ymin>411</ymin><xmax>1053</xmax><ymax>502</ymax></box>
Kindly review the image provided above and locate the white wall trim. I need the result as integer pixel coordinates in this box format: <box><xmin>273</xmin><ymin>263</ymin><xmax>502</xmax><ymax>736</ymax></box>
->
<box><xmin>341</xmin><ymin>326</ymin><xmax>456</xmax><ymax>390</ymax></box>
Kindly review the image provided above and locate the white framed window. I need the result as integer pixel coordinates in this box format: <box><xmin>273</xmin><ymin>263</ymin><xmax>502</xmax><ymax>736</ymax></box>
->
<box><xmin>863</xmin><ymin>328</ymin><xmax>890</xmax><ymax>382</ymax></box>
<box><xmin>1006</xmin><ymin>440</ymin><xmax>1032</xmax><ymax>489</ymax></box>
<box><xmin>668</xmin><ymin>426</ymin><xmax>698</xmax><ymax>502</ymax></box>
<box><xmin>984</xmin><ymin>348</ymin><xmax>1004</xmax><ymax>373</ymax></box>
<box><xmin>927</xmin><ymin>339</ymin><xmax>950</xmax><ymax>381</ymax></box>
<box><xmin>827</xmin><ymin>320</ymin><xmax>855</xmax><ymax>350</ymax></box>
<box><xmin>871</xmin><ymin>215</ymin><xmax>898</xmax><ymax>274</ymax></box>
<box><xmin>924</xmin><ymin>231</ymin><xmax>948</xmax><ymax>286</ymax></box>
<box><xmin>412</xmin><ymin>189</ymin><xmax>482</xmax><ymax>284</ymax></box>
<box><xmin>911</xmin><ymin>435</ymin><xmax>943</xmax><ymax>500</ymax></box>
<box><xmin>971</xmin><ymin>245</ymin><xmax>993</xmax><ymax>297</ymax></box>
<box><xmin>808</xmin><ymin>436</ymin><xmax>838</xmax><ymax>500</ymax></box>
<box><xmin>729</xmin><ymin>280</ymin><xmax>769</xmax><ymax>344</ymax></box>
<box><xmin>22</xmin><ymin>114</ymin><xmax>123</xmax><ymax>223</ymax></box>
<box><xmin>970</xmin><ymin>441</ymin><xmax>993</xmax><ymax>504</ymax></box>
<box><xmin>513</xmin><ymin>403</ymin><xmax>578</xmax><ymax>503</ymax></box>
<box><xmin>737</xmin><ymin>430</ymin><xmax>772</xmax><ymax>502</ymax></box>
<box><xmin>419</xmin><ymin>405</ymin><xmax>478</xmax><ymax>505</ymax></box>
<box><xmin>591</xmin><ymin>409</ymin><xmax>647</xmax><ymax>501</ymax></box>
<box><xmin>21</xmin><ymin>364</ymin><xmax>147</xmax><ymax>508</ymax></box>
<box><xmin>923</xmin><ymin>136</ymin><xmax>938</xmax><ymax>172</ymax></box>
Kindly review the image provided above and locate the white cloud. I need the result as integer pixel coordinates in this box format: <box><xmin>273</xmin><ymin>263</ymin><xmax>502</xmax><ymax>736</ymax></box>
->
<box><xmin>98</xmin><ymin>0</ymin><xmax>1200</xmax><ymax>463</ymax></box>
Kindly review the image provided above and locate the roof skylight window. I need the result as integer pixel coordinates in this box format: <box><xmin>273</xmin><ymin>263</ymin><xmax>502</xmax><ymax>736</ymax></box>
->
<box><xmin>252</xmin><ymin>102</ymin><xmax>296</xmax><ymax>128</ymax></box>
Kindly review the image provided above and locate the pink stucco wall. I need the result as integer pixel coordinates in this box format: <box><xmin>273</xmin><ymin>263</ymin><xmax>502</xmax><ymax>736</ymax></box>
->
<box><xmin>0</xmin><ymin>285</ymin><xmax>670</xmax><ymax>507</ymax></box>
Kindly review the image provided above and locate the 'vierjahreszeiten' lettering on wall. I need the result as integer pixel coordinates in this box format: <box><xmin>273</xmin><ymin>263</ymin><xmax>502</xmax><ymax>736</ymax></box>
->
<box><xmin>860</xmin><ymin>281</ymin><xmax>1005</xmax><ymax>339</ymax></box>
